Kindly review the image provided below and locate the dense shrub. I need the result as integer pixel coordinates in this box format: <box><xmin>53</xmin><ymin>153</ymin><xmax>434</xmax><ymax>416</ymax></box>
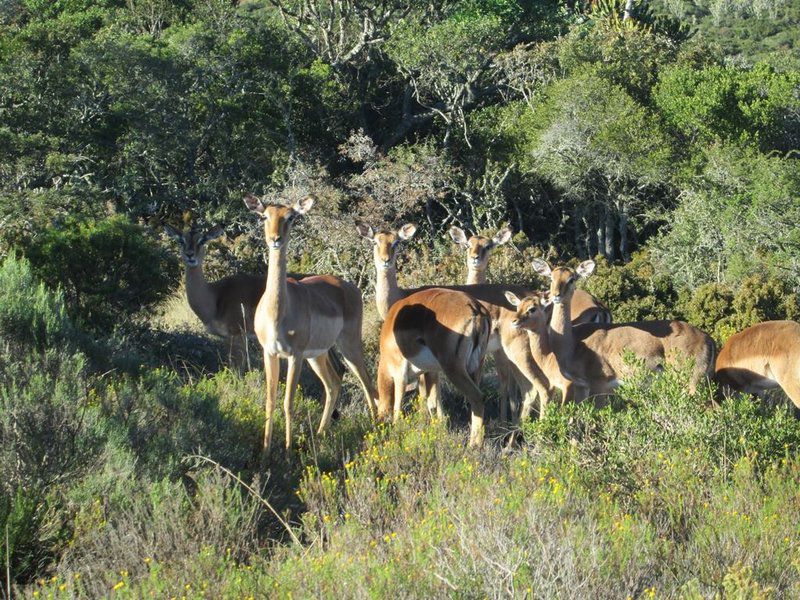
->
<box><xmin>0</xmin><ymin>253</ymin><xmax>75</xmax><ymax>351</ymax></box>
<box><xmin>583</xmin><ymin>252</ymin><xmax>680</xmax><ymax>321</ymax></box>
<box><xmin>23</xmin><ymin>216</ymin><xmax>177</xmax><ymax>329</ymax></box>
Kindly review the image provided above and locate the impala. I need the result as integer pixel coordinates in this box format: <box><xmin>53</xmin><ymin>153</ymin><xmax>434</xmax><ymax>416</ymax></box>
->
<box><xmin>715</xmin><ymin>320</ymin><xmax>800</xmax><ymax>408</ymax></box>
<box><xmin>244</xmin><ymin>193</ymin><xmax>377</xmax><ymax>452</ymax></box>
<box><xmin>449</xmin><ymin>225</ymin><xmax>512</xmax><ymax>285</ymax></box>
<box><xmin>164</xmin><ymin>223</ymin><xmax>265</xmax><ymax>369</ymax></box>
<box><xmin>531</xmin><ymin>258</ymin><xmax>715</xmax><ymax>401</ymax></box>
<box><xmin>378</xmin><ymin>288</ymin><xmax>492</xmax><ymax>446</ymax></box>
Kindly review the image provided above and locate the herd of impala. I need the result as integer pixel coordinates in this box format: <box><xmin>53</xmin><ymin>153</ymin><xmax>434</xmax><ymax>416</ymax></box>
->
<box><xmin>164</xmin><ymin>194</ymin><xmax>800</xmax><ymax>453</ymax></box>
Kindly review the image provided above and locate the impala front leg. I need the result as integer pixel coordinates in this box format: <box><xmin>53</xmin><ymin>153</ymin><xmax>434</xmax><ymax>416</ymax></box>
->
<box><xmin>263</xmin><ymin>352</ymin><xmax>280</xmax><ymax>452</ymax></box>
<box><xmin>283</xmin><ymin>356</ymin><xmax>302</xmax><ymax>450</ymax></box>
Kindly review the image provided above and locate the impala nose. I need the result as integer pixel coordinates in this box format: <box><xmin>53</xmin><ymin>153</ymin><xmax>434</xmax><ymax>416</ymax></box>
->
<box><xmin>551</xmin><ymin>295</ymin><xmax>563</xmax><ymax>304</ymax></box>
<box><xmin>270</xmin><ymin>237</ymin><xmax>282</xmax><ymax>249</ymax></box>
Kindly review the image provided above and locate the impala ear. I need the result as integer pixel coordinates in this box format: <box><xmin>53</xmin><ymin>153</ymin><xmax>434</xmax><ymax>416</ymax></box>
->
<box><xmin>531</xmin><ymin>258</ymin><xmax>552</xmax><ymax>278</ymax></box>
<box><xmin>449</xmin><ymin>226</ymin><xmax>468</xmax><ymax>246</ymax></box>
<box><xmin>356</xmin><ymin>222</ymin><xmax>375</xmax><ymax>241</ymax></box>
<box><xmin>576</xmin><ymin>259</ymin><xmax>596</xmax><ymax>278</ymax></box>
<box><xmin>294</xmin><ymin>195</ymin><xmax>314</xmax><ymax>215</ymax></box>
<box><xmin>397</xmin><ymin>223</ymin><xmax>417</xmax><ymax>241</ymax></box>
<box><xmin>504</xmin><ymin>291</ymin><xmax>522</xmax><ymax>308</ymax></box>
<box><xmin>244</xmin><ymin>193</ymin><xmax>266</xmax><ymax>215</ymax></box>
<box><xmin>200</xmin><ymin>225</ymin><xmax>225</xmax><ymax>245</ymax></box>
<box><xmin>163</xmin><ymin>224</ymin><xmax>184</xmax><ymax>242</ymax></box>
<box><xmin>493</xmin><ymin>227</ymin><xmax>512</xmax><ymax>246</ymax></box>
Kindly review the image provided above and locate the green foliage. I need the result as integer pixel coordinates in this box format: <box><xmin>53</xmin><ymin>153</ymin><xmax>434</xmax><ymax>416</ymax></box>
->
<box><xmin>654</xmin><ymin>61</ymin><xmax>800</xmax><ymax>151</ymax></box>
<box><xmin>22</xmin><ymin>216</ymin><xmax>177</xmax><ymax>329</ymax></box>
<box><xmin>653</xmin><ymin>144</ymin><xmax>800</xmax><ymax>289</ymax></box>
<box><xmin>583</xmin><ymin>252</ymin><xmax>680</xmax><ymax>321</ymax></box>
<box><xmin>0</xmin><ymin>253</ymin><xmax>74</xmax><ymax>351</ymax></box>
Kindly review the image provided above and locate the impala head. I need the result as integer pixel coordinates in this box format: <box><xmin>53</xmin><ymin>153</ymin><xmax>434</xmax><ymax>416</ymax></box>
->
<box><xmin>449</xmin><ymin>226</ymin><xmax>512</xmax><ymax>272</ymax></box>
<box><xmin>356</xmin><ymin>222</ymin><xmax>417</xmax><ymax>270</ymax></box>
<box><xmin>505</xmin><ymin>291</ymin><xmax>548</xmax><ymax>330</ymax></box>
<box><xmin>244</xmin><ymin>193</ymin><xmax>314</xmax><ymax>250</ymax></box>
<box><xmin>163</xmin><ymin>223</ymin><xmax>224</xmax><ymax>268</ymax></box>
<box><xmin>532</xmin><ymin>258</ymin><xmax>595</xmax><ymax>305</ymax></box>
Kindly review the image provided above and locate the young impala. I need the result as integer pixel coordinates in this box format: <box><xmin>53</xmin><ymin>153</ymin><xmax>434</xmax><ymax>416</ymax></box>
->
<box><xmin>244</xmin><ymin>193</ymin><xmax>377</xmax><ymax>452</ymax></box>
<box><xmin>164</xmin><ymin>223</ymin><xmax>265</xmax><ymax>369</ymax></box>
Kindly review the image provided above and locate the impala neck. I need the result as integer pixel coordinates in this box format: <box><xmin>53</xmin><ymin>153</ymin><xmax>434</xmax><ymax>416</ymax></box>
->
<box><xmin>184</xmin><ymin>263</ymin><xmax>216</xmax><ymax>325</ymax></box>
<box><xmin>265</xmin><ymin>245</ymin><xmax>289</xmax><ymax>325</ymax></box>
<box><xmin>374</xmin><ymin>262</ymin><xmax>402</xmax><ymax>320</ymax></box>
<box><xmin>525</xmin><ymin>314</ymin><xmax>562</xmax><ymax>385</ymax></box>
<box><xmin>466</xmin><ymin>267</ymin><xmax>486</xmax><ymax>285</ymax></box>
<box><xmin>549</xmin><ymin>296</ymin><xmax>575</xmax><ymax>376</ymax></box>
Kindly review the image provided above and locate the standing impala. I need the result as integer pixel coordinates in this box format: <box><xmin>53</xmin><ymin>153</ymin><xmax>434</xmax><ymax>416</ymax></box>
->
<box><xmin>378</xmin><ymin>288</ymin><xmax>491</xmax><ymax>446</ymax></box>
<box><xmin>356</xmin><ymin>223</ymin><xmax>610</xmax><ymax>419</ymax></box>
<box><xmin>164</xmin><ymin>223</ymin><xmax>265</xmax><ymax>369</ymax></box>
<box><xmin>449</xmin><ymin>226</ymin><xmax>513</xmax><ymax>285</ymax></box>
<box><xmin>715</xmin><ymin>321</ymin><xmax>800</xmax><ymax>408</ymax></box>
<box><xmin>532</xmin><ymin>259</ymin><xmax>715</xmax><ymax>401</ymax></box>
<box><xmin>244</xmin><ymin>193</ymin><xmax>377</xmax><ymax>452</ymax></box>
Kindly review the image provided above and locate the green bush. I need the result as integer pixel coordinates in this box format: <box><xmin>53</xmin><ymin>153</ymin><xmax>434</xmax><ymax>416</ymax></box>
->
<box><xmin>0</xmin><ymin>253</ymin><xmax>74</xmax><ymax>352</ymax></box>
<box><xmin>583</xmin><ymin>252</ymin><xmax>680</xmax><ymax>322</ymax></box>
<box><xmin>23</xmin><ymin>215</ymin><xmax>177</xmax><ymax>330</ymax></box>
<box><xmin>681</xmin><ymin>276</ymin><xmax>800</xmax><ymax>343</ymax></box>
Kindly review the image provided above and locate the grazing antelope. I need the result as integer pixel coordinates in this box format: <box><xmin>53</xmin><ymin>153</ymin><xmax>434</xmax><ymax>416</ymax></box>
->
<box><xmin>163</xmin><ymin>223</ymin><xmax>265</xmax><ymax>369</ymax></box>
<box><xmin>244</xmin><ymin>193</ymin><xmax>378</xmax><ymax>452</ymax></box>
<box><xmin>715</xmin><ymin>321</ymin><xmax>800</xmax><ymax>408</ymax></box>
<box><xmin>378</xmin><ymin>288</ymin><xmax>492</xmax><ymax>446</ymax></box>
<box><xmin>532</xmin><ymin>258</ymin><xmax>715</xmax><ymax>401</ymax></box>
<box><xmin>449</xmin><ymin>226</ymin><xmax>513</xmax><ymax>285</ymax></box>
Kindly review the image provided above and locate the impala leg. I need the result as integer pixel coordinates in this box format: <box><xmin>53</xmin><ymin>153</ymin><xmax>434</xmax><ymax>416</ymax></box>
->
<box><xmin>338</xmin><ymin>342</ymin><xmax>379</xmax><ymax>420</ymax></box>
<box><xmin>493</xmin><ymin>351</ymin><xmax>513</xmax><ymax>423</ymax></box>
<box><xmin>283</xmin><ymin>356</ymin><xmax>302</xmax><ymax>450</ymax></box>
<box><xmin>422</xmin><ymin>372</ymin><xmax>443</xmax><ymax>420</ymax></box>
<box><xmin>262</xmin><ymin>352</ymin><xmax>280</xmax><ymax>452</ymax></box>
<box><xmin>307</xmin><ymin>354</ymin><xmax>343</xmax><ymax>433</ymax></box>
<box><xmin>447</xmin><ymin>364</ymin><xmax>485</xmax><ymax>447</ymax></box>
<box><xmin>393</xmin><ymin>376</ymin><xmax>406</xmax><ymax>422</ymax></box>
<box><xmin>229</xmin><ymin>333</ymin><xmax>248</xmax><ymax>373</ymax></box>
<box><xmin>777</xmin><ymin>376</ymin><xmax>800</xmax><ymax>411</ymax></box>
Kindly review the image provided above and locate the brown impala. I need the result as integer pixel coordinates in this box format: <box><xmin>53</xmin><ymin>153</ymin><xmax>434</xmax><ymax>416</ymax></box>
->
<box><xmin>377</xmin><ymin>288</ymin><xmax>491</xmax><ymax>446</ymax></box>
<box><xmin>715</xmin><ymin>320</ymin><xmax>800</xmax><ymax>407</ymax></box>
<box><xmin>164</xmin><ymin>223</ymin><xmax>265</xmax><ymax>369</ymax></box>
<box><xmin>244</xmin><ymin>193</ymin><xmax>377</xmax><ymax>452</ymax></box>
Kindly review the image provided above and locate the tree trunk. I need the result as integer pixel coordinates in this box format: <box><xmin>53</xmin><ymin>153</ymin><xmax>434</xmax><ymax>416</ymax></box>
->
<box><xmin>604</xmin><ymin>205</ymin><xmax>615</xmax><ymax>260</ymax></box>
<box><xmin>623</xmin><ymin>0</ymin><xmax>636</xmax><ymax>21</ymax></box>
<box><xmin>618</xmin><ymin>207</ymin><xmax>629</xmax><ymax>261</ymax></box>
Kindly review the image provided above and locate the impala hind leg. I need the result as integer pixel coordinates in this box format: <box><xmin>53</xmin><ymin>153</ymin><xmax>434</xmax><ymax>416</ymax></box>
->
<box><xmin>283</xmin><ymin>356</ymin><xmax>302</xmax><ymax>450</ymax></box>
<box><xmin>777</xmin><ymin>376</ymin><xmax>800</xmax><ymax>411</ymax></box>
<box><xmin>338</xmin><ymin>342</ymin><xmax>379</xmax><ymax>420</ymax></box>
<box><xmin>422</xmin><ymin>372</ymin><xmax>443</xmax><ymax>419</ymax></box>
<box><xmin>493</xmin><ymin>351</ymin><xmax>515</xmax><ymax>423</ymax></box>
<box><xmin>307</xmin><ymin>354</ymin><xmax>343</xmax><ymax>434</ymax></box>
<box><xmin>262</xmin><ymin>352</ymin><xmax>280</xmax><ymax>452</ymax></box>
<box><xmin>446</xmin><ymin>364</ymin><xmax>486</xmax><ymax>447</ymax></box>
